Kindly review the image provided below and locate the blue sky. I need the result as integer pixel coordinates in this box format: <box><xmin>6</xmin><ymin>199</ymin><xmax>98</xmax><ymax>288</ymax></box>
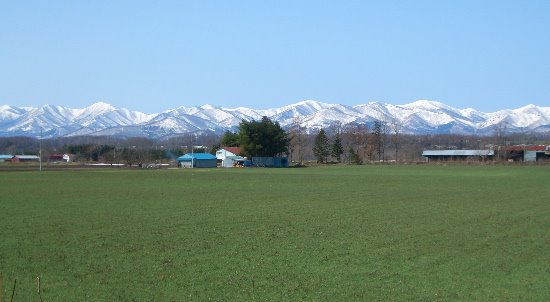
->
<box><xmin>1</xmin><ymin>0</ymin><xmax>549</xmax><ymax>113</ymax></box>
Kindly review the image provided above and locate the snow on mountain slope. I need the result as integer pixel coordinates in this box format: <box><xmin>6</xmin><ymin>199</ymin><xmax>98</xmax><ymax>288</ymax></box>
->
<box><xmin>2</xmin><ymin>104</ymin><xmax>77</xmax><ymax>133</ymax></box>
<box><xmin>223</xmin><ymin>106</ymin><xmax>264</xmax><ymax>121</ymax></box>
<box><xmin>480</xmin><ymin>104</ymin><xmax>550</xmax><ymax>130</ymax></box>
<box><xmin>297</xmin><ymin>104</ymin><xmax>361</xmax><ymax>129</ymax></box>
<box><xmin>272</xmin><ymin>100</ymin><xmax>335</xmax><ymax>116</ymax></box>
<box><xmin>1</xmin><ymin>100</ymin><xmax>549</xmax><ymax>138</ymax></box>
<box><xmin>0</xmin><ymin>105</ymin><xmax>33</xmax><ymax>121</ymax></box>
<box><xmin>354</xmin><ymin>102</ymin><xmax>395</xmax><ymax>122</ymax></box>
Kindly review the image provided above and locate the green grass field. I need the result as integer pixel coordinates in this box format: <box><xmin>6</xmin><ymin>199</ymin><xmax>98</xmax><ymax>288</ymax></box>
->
<box><xmin>1</xmin><ymin>165</ymin><xmax>549</xmax><ymax>301</ymax></box>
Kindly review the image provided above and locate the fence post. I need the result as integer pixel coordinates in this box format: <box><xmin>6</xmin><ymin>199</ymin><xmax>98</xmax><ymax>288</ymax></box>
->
<box><xmin>10</xmin><ymin>279</ymin><xmax>15</xmax><ymax>302</ymax></box>
<box><xmin>37</xmin><ymin>277</ymin><xmax>43</xmax><ymax>302</ymax></box>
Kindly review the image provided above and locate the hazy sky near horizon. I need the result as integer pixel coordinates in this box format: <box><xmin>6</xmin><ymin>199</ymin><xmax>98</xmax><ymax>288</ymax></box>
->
<box><xmin>1</xmin><ymin>1</ymin><xmax>549</xmax><ymax>113</ymax></box>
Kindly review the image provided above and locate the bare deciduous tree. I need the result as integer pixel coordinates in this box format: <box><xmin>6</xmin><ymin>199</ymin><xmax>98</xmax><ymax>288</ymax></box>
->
<box><xmin>390</xmin><ymin>118</ymin><xmax>403</xmax><ymax>162</ymax></box>
<box><xmin>288</xmin><ymin>116</ymin><xmax>306</xmax><ymax>165</ymax></box>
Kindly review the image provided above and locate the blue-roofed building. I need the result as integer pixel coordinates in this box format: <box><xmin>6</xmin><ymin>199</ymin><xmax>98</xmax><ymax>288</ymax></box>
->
<box><xmin>176</xmin><ymin>153</ymin><xmax>217</xmax><ymax>168</ymax></box>
<box><xmin>0</xmin><ymin>155</ymin><xmax>14</xmax><ymax>162</ymax></box>
<box><xmin>13</xmin><ymin>155</ymin><xmax>41</xmax><ymax>162</ymax></box>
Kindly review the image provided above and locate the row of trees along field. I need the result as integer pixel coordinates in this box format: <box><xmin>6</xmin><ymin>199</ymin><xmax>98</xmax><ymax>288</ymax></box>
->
<box><xmin>304</xmin><ymin>121</ymin><xmax>393</xmax><ymax>164</ymax></box>
<box><xmin>1</xmin><ymin>116</ymin><xmax>549</xmax><ymax>164</ymax></box>
<box><xmin>0</xmin><ymin>135</ymin><xmax>216</xmax><ymax>165</ymax></box>
<box><xmin>289</xmin><ymin>118</ymin><xmax>550</xmax><ymax>164</ymax></box>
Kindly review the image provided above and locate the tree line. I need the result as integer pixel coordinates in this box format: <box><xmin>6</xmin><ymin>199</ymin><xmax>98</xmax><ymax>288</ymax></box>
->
<box><xmin>1</xmin><ymin>116</ymin><xmax>549</xmax><ymax>165</ymax></box>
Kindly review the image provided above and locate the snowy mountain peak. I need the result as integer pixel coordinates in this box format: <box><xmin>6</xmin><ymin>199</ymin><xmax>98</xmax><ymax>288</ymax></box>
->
<box><xmin>86</xmin><ymin>101</ymin><xmax>117</xmax><ymax>112</ymax></box>
<box><xmin>294</xmin><ymin>99</ymin><xmax>334</xmax><ymax>108</ymax></box>
<box><xmin>514</xmin><ymin>104</ymin><xmax>545</xmax><ymax>114</ymax></box>
<box><xmin>200</xmin><ymin>104</ymin><xmax>217</xmax><ymax>110</ymax></box>
<box><xmin>519</xmin><ymin>104</ymin><xmax>538</xmax><ymax>109</ymax></box>
<box><xmin>403</xmin><ymin>100</ymin><xmax>451</xmax><ymax>110</ymax></box>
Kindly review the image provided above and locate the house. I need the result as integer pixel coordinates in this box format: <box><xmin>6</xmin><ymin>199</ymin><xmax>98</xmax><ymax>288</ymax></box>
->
<box><xmin>216</xmin><ymin>147</ymin><xmax>246</xmax><ymax>167</ymax></box>
<box><xmin>422</xmin><ymin>150</ymin><xmax>494</xmax><ymax>162</ymax></box>
<box><xmin>176</xmin><ymin>153</ymin><xmax>217</xmax><ymax>168</ymax></box>
<box><xmin>216</xmin><ymin>147</ymin><xmax>241</xmax><ymax>159</ymax></box>
<box><xmin>0</xmin><ymin>155</ymin><xmax>14</xmax><ymax>162</ymax></box>
<box><xmin>48</xmin><ymin>154</ymin><xmax>71</xmax><ymax>163</ymax></box>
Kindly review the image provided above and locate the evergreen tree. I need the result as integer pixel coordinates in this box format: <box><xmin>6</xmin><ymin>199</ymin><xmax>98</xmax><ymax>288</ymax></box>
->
<box><xmin>331</xmin><ymin>133</ymin><xmax>344</xmax><ymax>162</ymax></box>
<box><xmin>313</xmin><ymin>128</ymin><xmax>330</xmax><ymax>163</ymax></box>
<box><xmin>220</xmin><ymin>130</ymin><xmax>240</xmax><ymax>147</ymax></box>
<box><xmin>238</xmin><ymin>116</ymin><xmax>289</xmax><ymax>158</ymax></box>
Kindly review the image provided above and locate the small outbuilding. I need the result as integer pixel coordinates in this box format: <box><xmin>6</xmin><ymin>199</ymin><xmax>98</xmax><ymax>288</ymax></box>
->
<box><xmin>48</xmin><ymin>154</ymin><xmax>71</xmax><ymax>163</ymax></box>
<box><xmin>0</xmin><ymin>154</ymin><xmax>13</xmax><ymax>163</ymax></box>
<box><xmin>177</xmin><ymin>153</ymin><xmax>217</xmax><ymax>168</ymax></box>
<box><xmin>252</xmin><ymin>157</ymin><xmax>289</xmax><ymax>167</ymax></box>
<box><xmin>11</xmin><ymin>155</ymin><xmax>40</xmax><ymax>163</ymax></box>
<box><xmin>216</xmin><ymin>147</ymin><xmax>247</xmax><ymax>167</ymax></box>
<box><xmin>504</xmin><ymin>145</ymin><xmax>550</xmax><ymax>162</ymax></box>
<box><xmin>221</xmin><ymin>156</ymin><xmax>250</xmax><ymax>167</ymax></box>
<box><xmin>0</xmin><ymin>155</ymin><xmax>14</xmax><ymax>162</ymax></box>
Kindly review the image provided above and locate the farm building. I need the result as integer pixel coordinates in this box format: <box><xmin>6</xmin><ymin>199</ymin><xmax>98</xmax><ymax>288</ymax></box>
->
<box><xmin>422</xmin><ymin>150</ymin><xmax>494</xmax><ymax>162</ymax></box>
<box><xmin>216</xmin><ymin>147</ymin><xmax>246</xmax><ymax>167</ymax></box>
<box><xmin>252</xmin><ymin>157</ymin><xmax>289</xmax><ymax>168</ymax></box>
<box><xmin>48</xmin><ymin>154</ymin><xmax>71</xmax><ymax>163</ymax></box>
<box><xmin>220</xmin><ymin>156</ymin><xmax>247</xmax><ymax>167</ymax></box>
<box><xmin>177</xmin><ymin>153</ymin><xmax>217</xmax><ymax>168</ymax></box>
<box><xmin>216</xmin><ymin>147</ymin><xmax>241</xmax><ymax>159</ymax></box>
<box><xmin>11</xmin><ymin>155</ymin><xmax>40</xmax><ymax>162</ymax></box>
<box><xmin>504</xmin><ymin>145</ymin><xmax>550</xmax><ymax>162</ymax></box>
<box><xmin>0</xmin><ymin>155</ymin><xmax>14</xmax><ymax>162</ymax></box>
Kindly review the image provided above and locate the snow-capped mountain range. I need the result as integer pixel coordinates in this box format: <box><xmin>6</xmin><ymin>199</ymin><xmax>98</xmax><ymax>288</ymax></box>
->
<box><xmin>1</xmin><ymin>100</ymin><xmax>549</xmax><ymax>138</ymax></box>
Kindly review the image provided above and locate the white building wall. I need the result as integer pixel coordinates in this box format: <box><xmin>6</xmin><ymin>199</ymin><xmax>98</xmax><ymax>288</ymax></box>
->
<box><xmin>216</xmin><ymin>149</ymin><xmax>238</xmax><ymax>160</ymax></box>
<box><xmin>524</xmin><ymin>151</ymin><xmax>537</xmax><ymax>162</ymax></box>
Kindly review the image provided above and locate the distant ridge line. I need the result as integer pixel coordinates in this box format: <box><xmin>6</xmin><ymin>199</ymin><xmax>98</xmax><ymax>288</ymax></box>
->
<box><xmin>1</xmin><ymin>100</ymin><xmax>549</xmax><ymax>138</ymax></box>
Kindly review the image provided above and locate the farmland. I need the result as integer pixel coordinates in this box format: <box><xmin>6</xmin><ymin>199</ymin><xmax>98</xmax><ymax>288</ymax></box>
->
<box><xmin>1</xmin><ymin>165</ymin><xmax>549</xmax><ymax>301</ymax></box>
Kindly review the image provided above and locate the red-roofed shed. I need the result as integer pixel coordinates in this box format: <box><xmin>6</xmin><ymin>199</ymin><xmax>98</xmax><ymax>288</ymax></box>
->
<box><xmin>504</xmin><ymin>145</ymin><xmax>547</xmax><ymax>152</ymax></box>
<box><xmin>223</xmin><ymin>147</ymin><xmax>241</xmax><ymax>156</ymax></box>
<box><xmin>504</xmin><ymin>145</ymin><xmax>550</xmax><ymax>162</ymax></box>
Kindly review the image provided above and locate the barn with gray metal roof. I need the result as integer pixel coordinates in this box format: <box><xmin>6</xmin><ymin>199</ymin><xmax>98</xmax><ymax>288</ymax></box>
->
<box><xmin>422</xmin><ymin>150</ymin><xmax>494</xmax><ymax>162</ymax></box>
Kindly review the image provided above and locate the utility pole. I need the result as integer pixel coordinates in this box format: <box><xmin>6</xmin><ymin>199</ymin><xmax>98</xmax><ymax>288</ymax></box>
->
<box><xmin>191</xmin><ymin>134</ymin><xmax>195</xmax><ymax>168</ymax></box>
